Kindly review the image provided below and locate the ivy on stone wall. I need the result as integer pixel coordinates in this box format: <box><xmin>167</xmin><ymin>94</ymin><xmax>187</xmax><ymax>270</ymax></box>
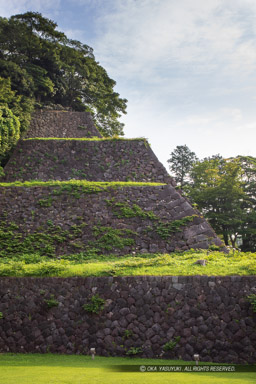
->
<box><xmin>105</xmin><ymin>197</ymin><xmax>198</xmax><ymax>240</ymax></box>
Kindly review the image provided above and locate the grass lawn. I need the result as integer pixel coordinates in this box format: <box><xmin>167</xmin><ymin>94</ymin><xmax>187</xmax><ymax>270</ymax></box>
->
<box><xmin>0</xmin><ymin>354</ymin><xmax>255</xmax><ymax>384</ymax></box>
<box><xmin>0</xmin><ymin>250</ymin><xmax>255</xmax><ymax>277</ymax></box>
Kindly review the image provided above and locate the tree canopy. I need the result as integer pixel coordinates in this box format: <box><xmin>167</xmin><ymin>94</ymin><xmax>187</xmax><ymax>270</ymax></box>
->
<box><xmin>167</xmin><ymin>145</ymin><xmax>198</xmax><ymax>188</ymax></box>
<box><xmin>168</xmin><ymin>146</ymin><xmax>256</xmax><ymax>251</ymax></box>
<box><xmin>0</xmin><ymin>11</ymin><xmax>127</xmax><ymax>158</ymax></box>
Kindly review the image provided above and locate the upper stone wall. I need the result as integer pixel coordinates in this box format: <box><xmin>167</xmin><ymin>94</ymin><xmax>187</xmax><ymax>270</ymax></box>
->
<box><xmin>26</xmin><ymin>110</ymin><xmax>102</xmax><ymax>138</ymax></box>
<box><xmin>3</xmin><ymin>139</ymin><xmax>173</xmax><ymax>184</ymax></box>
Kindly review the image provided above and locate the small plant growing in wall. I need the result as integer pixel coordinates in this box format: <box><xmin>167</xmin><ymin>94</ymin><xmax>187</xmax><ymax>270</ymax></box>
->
<box><xmin>0</xmin><ymin>312</ymin><xmax>3</xmax><ymax>319</ymax></box>
<box><xmin>247</xmin><ymin>294</ymin><xmax>256</xmax><ymax>313</ymax></box>
<box><xmin>83</xmin><ymin>294</ymin><xmax>105</xmax><ymax>314</ymax></box>
<box><xmin>123</xmin><ymin>329</ymin><xmax>133</xmax><ymax>339</ymax></box>
<box><xmin>44</xmin><ymin>295</ymin><xmax>59</xmax><ymax>308</ymax></box>
<box><xmin>163</xmin><ymin>336</ymin><xmax>181</xmax><ymax>352</ymax></box>
<box><xmin>126</xmin><ymin>347</ymin><xmax>143</xmax><ymax>356</ymax></box>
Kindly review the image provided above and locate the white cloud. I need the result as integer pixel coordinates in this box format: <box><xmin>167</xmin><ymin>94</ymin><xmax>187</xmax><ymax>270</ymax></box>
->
<box><xmin>91</xmin><ymin>0</ymin><xmax>256</xmax><ymax>82</ymax></box>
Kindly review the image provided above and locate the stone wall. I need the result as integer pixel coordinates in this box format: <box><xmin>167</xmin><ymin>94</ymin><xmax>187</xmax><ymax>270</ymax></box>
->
<box><xmin>26</xmin><ymin>110</ymin><xmax>102</xmax><ymax>138</ymax></box>
<box><xmin>2</xmin><ymin>139</ymin><xmax>173</xmax><ymax>184</ymax></box>
<box><xmin>0</xmin><ymin>184</ymin><xmax>222</xmax><ymax>255</ymax></box>
<box><xmin>0</xmin><ymin>276</ymin><xmax>255</xmax><ymax>363</ymax></box>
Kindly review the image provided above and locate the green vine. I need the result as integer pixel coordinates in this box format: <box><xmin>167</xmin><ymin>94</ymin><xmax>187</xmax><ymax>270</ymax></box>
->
<box><xmin>106</xmin><ymin>199</ymin><xmax>157</xmax><ymax>220</ymax></box>
<box><xmin>91</xmin><ymin>226</ymin><xmax>136</xmax><ymax>251</ymax></box>
<box><xmin>105</xmin><ymin>198</ymin><xmax>197</xmax><ymax>240</ymax></box>
<box><xmin>154</xmin><ymin>216</ymin><xmax>197</xmax><ymax>240</ymax></box>
<box><xmin>0</xmin><ymin>220</ymin><xmax>86</xmax><ymax>257</ymax></box>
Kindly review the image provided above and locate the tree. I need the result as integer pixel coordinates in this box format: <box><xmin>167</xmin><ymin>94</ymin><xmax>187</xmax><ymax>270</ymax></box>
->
<box><xmin>167</xmin><ymin>145</ymin><xmax>198</xmax><ymax>188</ymax></box>
<box><xmin>0</xmin><ymin>12</ymin><xmax>127</xmax><ymax>138</ymax></box>
<box><xmin>188</xmin><ymin>156</ymin><xmax>256</xmax><ymax>250</ymax></box>
<box><xmin>236</xmin><ymin>156</ymin><xmax>256</xmax><ymax>251</ymax></box>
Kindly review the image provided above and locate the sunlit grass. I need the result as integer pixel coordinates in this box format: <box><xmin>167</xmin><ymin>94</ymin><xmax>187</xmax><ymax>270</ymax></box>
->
<box><xmin>0</xmin><ymin>354</ymin><xmax>254</xmax><ymax>384</ymax></box>
<box><xmin>24</xmin><ymin>136</ymin><xmax>148</xmax><ymax>142</ymax></box>
<box><xmin>0</xmin><ymin>250</ymin><xmax>255</xmax><ymax>277</ymax></box>
<box><xmin>0</xmin><ymin>180</ymin><xmax>165</xmax><ymax>188</ymax></box>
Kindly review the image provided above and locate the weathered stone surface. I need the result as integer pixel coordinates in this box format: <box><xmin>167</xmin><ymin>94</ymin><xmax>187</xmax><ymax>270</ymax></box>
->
<box><xmin>27</xmin><ymin>110</ymin><xmax>101</xmax><ymax>138</ymax></box>
<box><xmin>0</xmin><ymin>184</ymin><xmax>221</xmax><ymax>255</ymax></box>
<box><xmin>1</xmin><ymin>276</ymin><xmax>254</xmax><ymax>363</ymax></box>
<box><xmin>1</xmin><ymin>110</ymin><xmax>224</xmax><ymax>255</ymax></box>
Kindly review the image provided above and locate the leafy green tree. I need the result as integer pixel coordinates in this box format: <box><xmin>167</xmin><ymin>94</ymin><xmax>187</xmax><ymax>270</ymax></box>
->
<box><xmin>0</xmin><ymin>12</ymin><xmax>127</xmax><ymax>137</ymax></box>
<box><xmin>236</xmin><ymin>156</ymin><xmax>256</xmax><ymax>251</ymax></box>
<box><xmin>167</xmin><ymin>145</ymin><xmax>198</xmax><ymax>188</ymax></box>
<box><xmin>188</xmin><ymin>156</ymin><xmax>255</xmax><ymax>249</ymax></box>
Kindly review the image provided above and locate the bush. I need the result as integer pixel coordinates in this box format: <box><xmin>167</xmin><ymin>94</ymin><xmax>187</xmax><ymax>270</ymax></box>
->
<box><xmin>83</xmin><ymin>294</ymin><xmax>105</xmax><ymax>314</ymax></box>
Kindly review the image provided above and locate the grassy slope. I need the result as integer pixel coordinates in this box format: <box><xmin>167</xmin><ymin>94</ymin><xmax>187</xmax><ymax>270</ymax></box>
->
<box><xmin>0</xmin><ymin>354</ymin><xmax>254</xmax><ymax>384</ymax></box>
<box><xmin>0</xmin><ymin>251</ymin><xmax>255</xmax><ymax>277</ymax></box>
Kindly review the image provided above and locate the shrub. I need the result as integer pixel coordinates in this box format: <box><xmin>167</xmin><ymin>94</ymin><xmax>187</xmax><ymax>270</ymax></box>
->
<box><xmin>44</xmin><ymin>295</ymin><xmax>59</xmax><ymax>308</ymax></box>
<box><xmin>163</xmin><ymin>336</ymin><xmax>181</xmax><ymax>352</ymax></box>
<box><xmin>126</xmin><ymin>347</ymin><xmax>143</xmax><ymax>356</ymax></box>
<box><xmin>83</xmin><ymin>294</ymin><xmax>105</xmax><ymax>314</ymax></box>
<box><xmin>247</xmin><ymin>294</ymin><xmax>256</xmax><ymax>313</ymax></box>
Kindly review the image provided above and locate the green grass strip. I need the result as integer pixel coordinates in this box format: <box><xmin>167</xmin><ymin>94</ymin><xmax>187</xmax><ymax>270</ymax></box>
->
<box><xmin>24</xmin><ymin>137</ymin><xmax>148</xmax><ymax>142</ymax></box>
<box><xmin>0</xmin><ymin>251</ymin><xmax>255</xmax><ymax>277</ymax></box>
<box><xmin>0</xmin><ymin>354</ymin><xmax>254</xmax><ymax>384</ymax></box>
<box><xmin>0</xmin><ymin>180</ymin><xmax>165</xmax><ymax>188</ymax></box>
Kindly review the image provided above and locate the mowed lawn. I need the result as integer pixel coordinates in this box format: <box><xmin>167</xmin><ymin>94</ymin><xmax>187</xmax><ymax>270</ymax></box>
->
<box><xmin>0</xmin><ymin>354</ymin><xmax>255</xmax><ymax>384</ymax></box>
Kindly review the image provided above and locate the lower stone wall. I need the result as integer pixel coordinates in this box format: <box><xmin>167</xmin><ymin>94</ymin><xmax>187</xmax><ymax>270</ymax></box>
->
<box><xmin>0</xmin><ymin>276</ymin><xmax>255</xmax><ymax>363</ymax></box>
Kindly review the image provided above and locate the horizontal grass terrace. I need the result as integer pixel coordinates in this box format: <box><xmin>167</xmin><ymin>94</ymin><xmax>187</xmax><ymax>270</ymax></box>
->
<box><xmin>24</xmin><ymin>137</ymin><xmax>149</xmax><ymax>142</ymax></box>
<box><xmin>0</xmin><ymin>180</ymin><xmax>166</xmax><ymax>188</ymax></box>
<box><xmin>0</xmin><ymin>250</ymin><xmax>255</xmax><ymax>277</ymax></box>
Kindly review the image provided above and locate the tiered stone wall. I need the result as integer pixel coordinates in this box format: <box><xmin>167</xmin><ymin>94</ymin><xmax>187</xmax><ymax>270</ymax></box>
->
<box><xmin>26</xmin><ymin>110</ymin><xmax>102</xmax><ymax>138</ymax></box>
<box><xmin>2</xmin><ymin>139</ymin><xmax>173</xmax><ymax>184</ymax></box>
<box><xmin>0</xmin><ymin>184</ymin><xmax>222</xmax><ymax>255</ymax></box>
<box><xmin>0</xmin><ymin>276</ymin><xmax>255</xmax><ymax>363</ymax></box>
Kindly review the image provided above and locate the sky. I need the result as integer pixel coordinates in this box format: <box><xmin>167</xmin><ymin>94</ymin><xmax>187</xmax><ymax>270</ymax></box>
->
<box><xmin>1</xmin><ymin>0</ymin><xmax>256</xmax><ymax>169</ymax></box>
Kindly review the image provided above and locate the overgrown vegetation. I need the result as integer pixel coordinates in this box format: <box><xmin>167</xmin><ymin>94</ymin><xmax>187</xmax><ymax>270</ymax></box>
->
<box><xmin>0</xmin><ymin>250</ymin><xmax>255</xmax><ymax>277</ymax></box>
<box><xmin>0</xmin><ymin>220</ymin><xmax>88</xmax><ymax>258</ymax></box>
<box><xmin>105</xmin><ymin>197</ymin><xmax>198</xmax><ymax>240</ymax></box>
<box><xmin>153</xmin><ymin>215</ymin><xmax>197</xmax><ymax>240</ymax></box>
<box><xmin>91</xmin><ymin>225</ymin><xmax>136</xmax><ymax>252</ymax></box>
<box><xmin>106</xmin><ymin>198</ymin><xmax>158</xmax><ymax>220</ymax></box>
